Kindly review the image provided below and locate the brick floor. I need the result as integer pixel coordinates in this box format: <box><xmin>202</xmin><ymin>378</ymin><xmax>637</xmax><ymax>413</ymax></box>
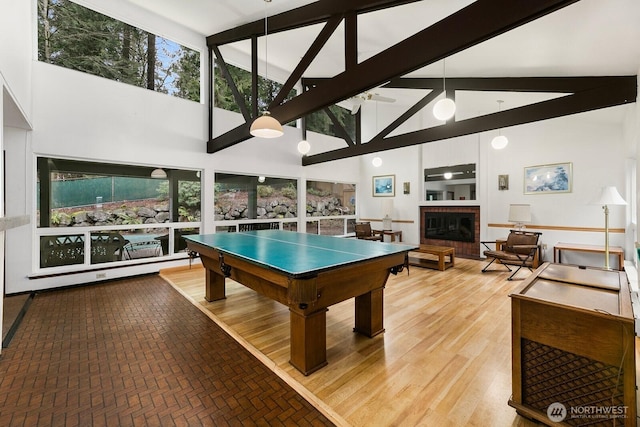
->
<box><xmin>0</xmin><ymin>275</ymin><xmax>335</xmax><ymax>427</ymax></box>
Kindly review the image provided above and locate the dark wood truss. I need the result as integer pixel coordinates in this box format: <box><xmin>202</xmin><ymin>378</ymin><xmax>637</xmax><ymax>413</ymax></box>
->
<box><xmin>206</xmin><ymin>0</ymin><xmax>636</xmax><ymax>165</ymax></box>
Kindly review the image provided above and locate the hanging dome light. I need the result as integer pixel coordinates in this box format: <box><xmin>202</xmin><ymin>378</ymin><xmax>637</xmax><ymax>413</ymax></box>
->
<box><xmin>433</xmin><ymin>58</ymin><xmax>456</xmax><ymax>121</ymax></box>
<box><xmin>297</xmin><ymin>140</ymin><xmax>311</xmax><ymax>155</ymax></box>
<box><xmin>433</xmin><ymin>98</ymin><xmax>456</xmax><ymax>121</ymax></box>
<box><xmin>490</xmin><ymin>100</ymin><xmax>508</xmax><ymax>149</ymax></box>
<box><xmin>491</xmin><ymin>135</ymin><xmax>508</xmax><ymax>150</ymax></box>
<box><xmin>151</xmin><ymin>168</ymin><xmax>167</xmax><ymax>179</ymax></box>
<box><xmin>250</xmin><ymin>112</ymin><xmax>283</xmax><ymax>138</ymax></box>
<box><xmin>249</xmin><ymin>0</ymin><xmax>283</xmax><ymax>139</ymax></box>
<box><xmin>372</xmin><ymin>157</ymin><xmax>382</xmax><ymax>167</ymax></box>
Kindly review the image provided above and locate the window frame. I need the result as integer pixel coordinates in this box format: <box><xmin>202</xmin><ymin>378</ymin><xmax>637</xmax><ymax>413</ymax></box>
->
<box><xmin>35</xmin><ymin>156</ymin><xmax>202</xmax><ymax>272</ymax></box>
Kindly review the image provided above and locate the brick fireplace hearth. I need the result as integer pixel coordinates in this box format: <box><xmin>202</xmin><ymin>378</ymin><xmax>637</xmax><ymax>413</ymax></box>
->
<box><xmin>420</xmin><ymin>206</ymin><xmax>480</xmax><ymax>259</ymax></box>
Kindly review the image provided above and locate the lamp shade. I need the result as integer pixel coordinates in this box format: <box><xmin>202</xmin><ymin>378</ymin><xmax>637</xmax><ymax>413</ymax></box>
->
<box><xmin>593</xmin><ymin>186</ymin><xmax>627</xmax><ymax>206</ymax></box>
<box><xmin>433</xmin><ymin>98</ymin><xmax>456</xmax><ymax>121</ymax></box>
<box><xmin>381</xmin><ymin>199</ymin><xmax>394</xmax><ymax>217</ymax></box>
<box><xmin>151</xmin><ymin>168</ymin><xmax>167</xmax><ymax>179</ymax></box>
<box><xmin>250</xmin><ymin>112</ymin><xmax>283</xmax><ymax>138</ymax></box>
<box><xmin>508</xmin><ymin>204</ymin><xmax>531</xmax><ymax>223</ymax></box>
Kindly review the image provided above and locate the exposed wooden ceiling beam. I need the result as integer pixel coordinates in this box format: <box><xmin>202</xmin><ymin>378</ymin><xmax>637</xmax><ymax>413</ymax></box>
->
<box><xmin>206</xmin><ymin>0</ymin><xmax>421</xmax><ymax>46</ymax></box>
<box><xmin>270</xmin><ymin>0</ymin><xmax>581</xmax><ymax>124</ymax></box>
<box><xmin>301</xmin><ymin>75</ymin><xmax>636</xmax><ymax>165</ymax></box>
<box><xmin>208</xmin><ymin>0</ymin><xmax>581</xmax><ymax>155</ymax></box>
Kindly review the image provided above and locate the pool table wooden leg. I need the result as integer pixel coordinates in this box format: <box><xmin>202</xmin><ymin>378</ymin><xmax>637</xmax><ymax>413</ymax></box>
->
<box><xmin>205</xmin><ymin>269</ymin><xmax>226</xmax><ymax>302</ymax></box>
<box><xmin>354</xmin><ymin>288</ymin><xmax>385</xmax><ymax>338</ymax></box>
<box><xmin>289</xmin><ymin>308</ymin><xmax>328</xmax><ymax>376</ymax></box>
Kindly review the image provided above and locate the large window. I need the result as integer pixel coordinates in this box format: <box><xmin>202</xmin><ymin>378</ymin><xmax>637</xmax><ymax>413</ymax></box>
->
<box><xmin>37</xmin><ymin>158</ymin><xmax>201</xmax><ymax>269</ymax></box>
<box><xmin>213</xmin><ymin>175</ymin><xmax>357</xmax><ymax>236</ymax></box>
<box><xmin>37</xmin><ymin>0</ymin><xmax>200</xmax><ymax>101</ymax></box>
<box><xmin>214</xmin><ymin>173</ymin><xmax>297</xmax><ymax>231</ymax></box>
<box><xmin>305</xmin><ymin>105</ymin><xmax>357</xmax><ymax>141</ymax></box>
<box><xmin>305</xmin><ymin>181</ymin><xmax>357</xmax><ymax>236</ymax></box>
<box><xmin>214</xmin><ymin>62</ymin><xmax>296</xmax><ymax>121</ymax></box>
<box><xmin>214</xmin><ymin>62</ymin><xmax>356</xmax><ymax>139</ymax></box>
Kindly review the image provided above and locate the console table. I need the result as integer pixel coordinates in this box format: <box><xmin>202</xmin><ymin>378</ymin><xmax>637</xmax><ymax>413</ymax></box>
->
<box><xmin>553</xmin><ymin>242</ymin><xmax>624</xmax><ymax>271</ymax></box>
<box><xmin>509</xmin><ymin>263</ymin><xmax>635</xmax><ymax>425</ymax></box>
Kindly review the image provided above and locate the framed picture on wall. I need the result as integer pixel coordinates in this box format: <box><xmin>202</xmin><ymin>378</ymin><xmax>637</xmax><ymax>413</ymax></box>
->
<box><xmin>524</xmin><ymin>162</ymin><xmax>572</xmax><ymax>194</ymax></box>
<box><xmin>372</xmin><ymin>175</ymin><xmax>395</xmax><ymax>197</ymax></box>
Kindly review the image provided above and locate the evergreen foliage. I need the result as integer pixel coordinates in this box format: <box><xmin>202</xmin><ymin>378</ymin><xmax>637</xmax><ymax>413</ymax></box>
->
<box><xmin>37</xmin><ymin>0</ymin><xmax>200</xmax><ymax>102</ymax></box>
<box><xmin>214</xmin><ymin>62</ymin><xmax>355</xmax><ymax>138</ymax></box>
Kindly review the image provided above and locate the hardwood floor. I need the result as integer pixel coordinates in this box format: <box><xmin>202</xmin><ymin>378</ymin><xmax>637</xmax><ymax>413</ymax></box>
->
<box><xmin>161</xmin><ymin>257</ymin><xmax>542</xmax><ymax>427</ymax></box>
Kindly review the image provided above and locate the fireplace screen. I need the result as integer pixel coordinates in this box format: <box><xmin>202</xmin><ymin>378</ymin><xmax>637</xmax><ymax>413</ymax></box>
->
<box><xmin>425</xmin><ymin>212</ymin><xmax>475</xmax><ymax>243</ymax></box>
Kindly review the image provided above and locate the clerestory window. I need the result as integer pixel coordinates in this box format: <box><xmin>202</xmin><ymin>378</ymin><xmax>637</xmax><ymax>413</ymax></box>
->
<box><xmin>37</xmin><ymin>0</ymin><xmax>200</xmax><ymax>102</ymax></box>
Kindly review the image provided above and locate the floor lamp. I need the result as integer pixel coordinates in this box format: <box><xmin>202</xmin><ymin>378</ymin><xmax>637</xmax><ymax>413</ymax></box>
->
<box><xmin>593</xmin><ymin>186</ymin><xmax>626</xmax><ymax>270</ymax></box>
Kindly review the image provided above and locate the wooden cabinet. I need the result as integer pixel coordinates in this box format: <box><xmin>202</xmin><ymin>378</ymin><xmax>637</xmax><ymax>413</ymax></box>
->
<box><xmin>509</xmin><ymin>263</ymin><xmax>636</xmax><ymax>426</ymax></box>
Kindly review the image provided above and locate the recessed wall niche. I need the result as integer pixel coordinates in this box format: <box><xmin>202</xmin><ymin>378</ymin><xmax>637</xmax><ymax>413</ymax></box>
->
<box><xmin>424</xmin><ymin>163</ymin><xmax>476</xmax><ymax>201</ymax></box>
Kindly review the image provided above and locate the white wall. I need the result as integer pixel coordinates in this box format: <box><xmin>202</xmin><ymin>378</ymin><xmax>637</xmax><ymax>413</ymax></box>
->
<box><xmin>0</xmin><ymin>0</ymin><xmax>32</xmax><ymax>117</ymax></box>
<box><xmin>359</xmin><ymin>145</ymin><xmax>422</xmax><ymax>244</ymax></box>
<box><xmin>482</xmin><ymin>110</ymin><xmax>630</xmax><ymax>263</ymax></box>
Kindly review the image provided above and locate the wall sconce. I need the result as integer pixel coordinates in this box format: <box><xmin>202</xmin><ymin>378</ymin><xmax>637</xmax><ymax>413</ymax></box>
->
<box><xmin>498</xmin><ymin>174</ymin><xmax>509</xmax><ymax>190</ymax></box>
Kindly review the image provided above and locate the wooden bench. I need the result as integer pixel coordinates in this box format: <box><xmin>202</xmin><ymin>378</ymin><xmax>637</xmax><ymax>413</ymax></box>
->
<box><xmin>408</xmin><ymin>245</ymin><xmax>455</xmax><ymax>271</ymax></box>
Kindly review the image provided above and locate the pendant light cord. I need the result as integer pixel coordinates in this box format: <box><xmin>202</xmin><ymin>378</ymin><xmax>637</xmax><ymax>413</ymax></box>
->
<box><xmin>264</xmin><ymin>0</ymin><xmax>269</xmax><ymax>83</ymax></box>
<box><xmin>442</xmin><ymin>59</ymin><xmax>446</xmax><ymax>95</ymax></box>
<box><xmin>497</xmin><ymin>100</ymin><xmax>503</xmax><ymax>136</ymax></box>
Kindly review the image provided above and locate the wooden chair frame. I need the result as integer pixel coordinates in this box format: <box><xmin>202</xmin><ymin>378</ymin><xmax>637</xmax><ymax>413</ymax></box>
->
<box><xmin>354</xmin><ymin>222</ymin><xmax>384</xmax><ymax>241</ymax></box>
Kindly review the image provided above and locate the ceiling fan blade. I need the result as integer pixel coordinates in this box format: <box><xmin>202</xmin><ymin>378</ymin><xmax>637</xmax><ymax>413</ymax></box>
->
<box><xmin>368</xmin><ymin>93</ymin><xmax>396</xmax><ymax>103</ymax></box>
<box><xmin>350</xmin><ymin>97</ymin><xmax>364</xmax><ymax>114</ymax></box>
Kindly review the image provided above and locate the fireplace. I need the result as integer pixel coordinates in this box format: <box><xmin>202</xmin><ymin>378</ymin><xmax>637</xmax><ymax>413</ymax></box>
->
<box><xmin>425</xmin><ymin>212</ymin><xmax>475</xmax><ymax>242</ymax></box>
<box><xmin>420</xmin><ymin>206</ymin><xmax>480</xmax><ymax>259</ymax></box>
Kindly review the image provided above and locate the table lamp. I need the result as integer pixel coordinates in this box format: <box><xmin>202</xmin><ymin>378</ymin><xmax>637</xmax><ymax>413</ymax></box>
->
<box><xmin>381</xmin><ymin>199</ymin><xmax>394</xmax><ymax>231</ymax></box>
<box><xmin>508</xmin><ymin>204</ymin><xmax>531</xmax><ymax>230</ymax></box>
<box><xmin>593</xmin><ymin>186</ymin><xmax>626</xmax><ymax>270</ymax></box>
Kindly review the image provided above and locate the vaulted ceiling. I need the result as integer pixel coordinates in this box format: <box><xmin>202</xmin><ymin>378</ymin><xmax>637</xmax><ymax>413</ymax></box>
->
<box><xmin>126</xmin><ymin>0</ymin><xmax>640</xmax><ymax>164</ymax></box>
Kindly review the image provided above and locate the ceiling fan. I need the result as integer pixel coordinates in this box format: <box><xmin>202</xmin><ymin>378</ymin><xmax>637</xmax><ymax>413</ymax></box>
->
<box><xmin>349</xmin><ymin>92</ymin><xmax>395</xmax><ymax>114</ymax></box>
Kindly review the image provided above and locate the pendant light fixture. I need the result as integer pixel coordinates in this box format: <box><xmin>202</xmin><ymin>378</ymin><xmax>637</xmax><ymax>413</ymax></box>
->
<box><xmin>297</xmin><ymin>140</ymin><xmax>311</xmax><ymax>155</ymax></box>
<box><xmin>491</xmin><ymin>100</ymin><xmax>508</xmax><ymax>150</ymax></box>
<box><xmin>433</xmin><ymin>58</ymin><xmax>456</xmax><ymax>121</ymax></box>
<box><xmin>250</xmin><ymin>0</ymin><xmax>283</xmax><ymax>138</ymax></box>
<box><xmin>151</xmin><ymin>168</ymin><xmax>167</xmax><ymax>179</ymax></box>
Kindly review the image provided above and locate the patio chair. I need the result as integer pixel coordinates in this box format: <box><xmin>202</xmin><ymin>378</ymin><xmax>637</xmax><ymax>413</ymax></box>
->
<box><xmin>91</xmin><ymin>232</ymin><xmax>128</xmax><ymax>264</ymax></box>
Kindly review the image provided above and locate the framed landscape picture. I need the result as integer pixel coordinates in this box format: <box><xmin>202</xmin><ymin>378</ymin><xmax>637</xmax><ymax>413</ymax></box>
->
<box><xmin>373</xmin><ymin>175</ymin><xmax>395</xmax><ymax>197</ymax></box>
<box><xmin>524</xmin><ymin>162</ymin><xmax>572</xmax><ymax>194</ymax></box>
